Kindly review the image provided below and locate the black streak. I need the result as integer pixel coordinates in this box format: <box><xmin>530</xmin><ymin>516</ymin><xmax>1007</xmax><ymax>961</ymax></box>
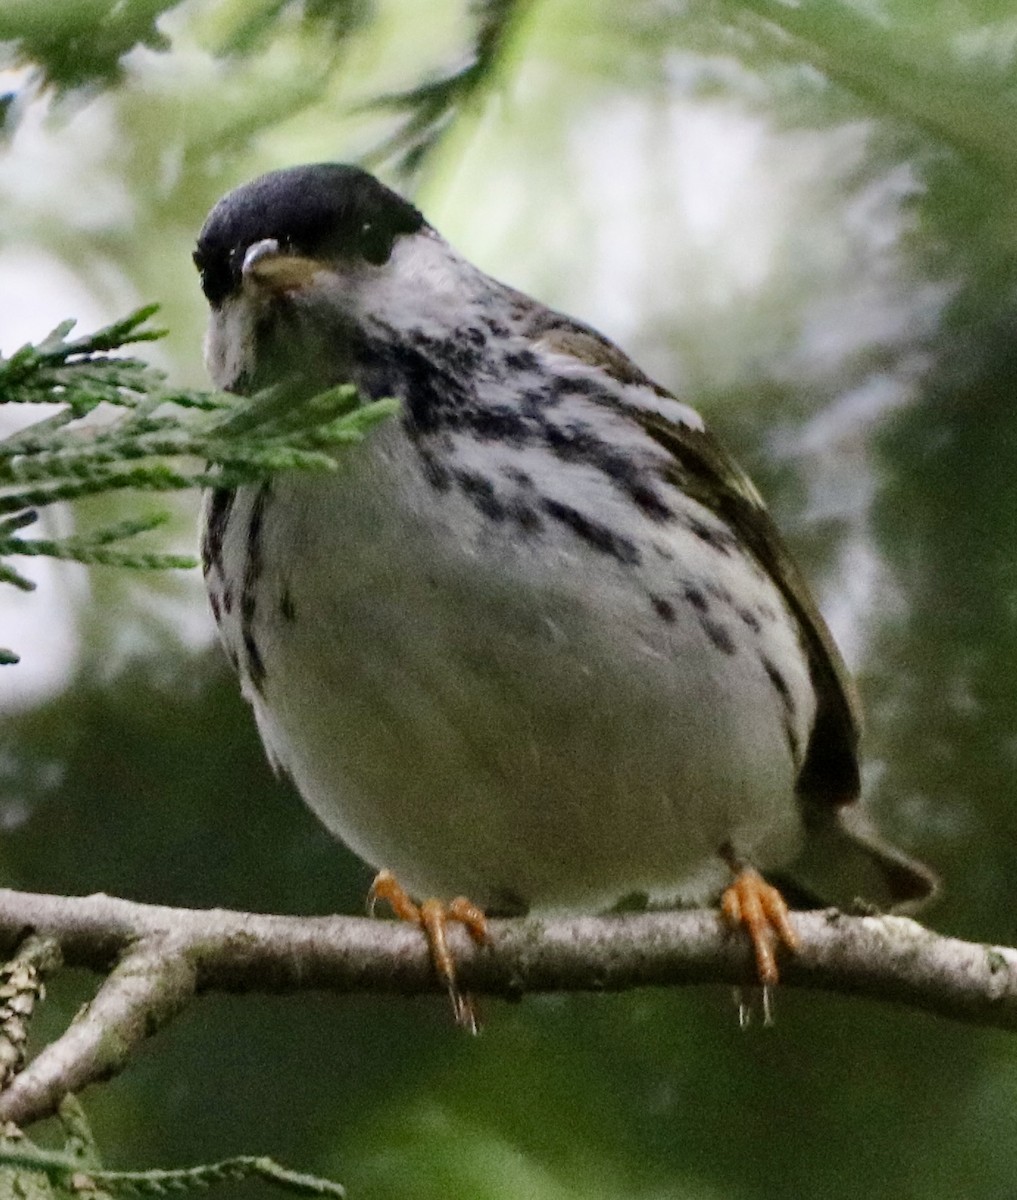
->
<box><xmin>702</xmin><ymin>620</ymin><xmax>737</xmax><ymax>656</ymax></box>
<box><xmin>738</xmin><ymin>607</ymin><xmax>762</xmax><ymax>632</ymax></box>
<box><xmin>762</xmin><ymin>651</ymin><xmax>803</xmax><ymax>769</ymax></box>
<box><xmin>239</xmin><ymin>484</ymin><xmax>271</xmax><ymax>695</ymax></box>
<box><xmin>503</xmin><ymin>349</ymin><xmax>539</xmax><ymax>372</ymax></box>
<box><xmin>243</xmin><ymin>632</ymin><xmax>266</xmax><ymax>690</ymax></box>
<box><xmin>705</xmin><ymin>581</ymin><xmax>734</xmax><ymax>605</ymax></box>
<box><xmin>417</xmin><ymin>448</ymin><xmax>452</xmax><ymax>492</ymax></box>
<box><xmin>541</xmin><ymin>498</ymin><xmax>640</xmax><ymax>565</ymax></box>
<box><xmin>363</xmin><ymin>324</ymin><xmax>669</xmax><ymax>530</ymax></box>
<box><xmin>683</xmin><ymin>583</ymin><xmax>709</xmax><ymax>613</ymax></box>
<box><xmin>687</xmin><ymin>517</ymin><xmax>736</xmax><ymax>555</ymax></box>
<box><xmin>464</xmin><ymin>405</ymin><xmax>531</xmax><ymax>444</ymax></box>
<box><xmin>202</xmin><ymin>488</ymin><xmax>235</xmax><ymax>575</ymax></box>
<box><xmin>455</xmin><ymin>470</ymin><xmax>506</xmax><ymax>521</ymax></box>
<box><xmin>761</xmin><ymin>655</ymin><xmax>795</xmax><ymax>715</ymax></box>
<box><xmin>552</xmin><ymin>375</ymin><xmax>601</xmax><ymax>397</ymax></box>
<box><xmin>651</xmin><ymin>595</ymin><xmax>677</xmax><ymax>623</ymax></box>
<box><xmin>510</xmin><ymin>502</ymin><xmax>542</xmax><ymax>532</ymax></box>
<box><xmin>501</xmin><ymin>465</ymin><xmax>534</xmax><ymax>488</ymax></box>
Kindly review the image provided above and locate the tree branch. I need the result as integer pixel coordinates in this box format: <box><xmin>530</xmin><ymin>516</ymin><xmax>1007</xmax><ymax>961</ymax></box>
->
<box><xmin>0</xmin><ymin>886</ymin><xmax>1012</xmax><ymax>1127</ymax></box>
<box><xmin>1</xmin><ymin>937</ymin><xmax>197</xmax><ymax>1128</ymax></box>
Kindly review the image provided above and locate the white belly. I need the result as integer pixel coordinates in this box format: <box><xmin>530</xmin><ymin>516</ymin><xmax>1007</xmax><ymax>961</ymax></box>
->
<box><xmin>206</xmin><ymin>423</ymin><xmax>816</xmax><ymax>913</ymax></box>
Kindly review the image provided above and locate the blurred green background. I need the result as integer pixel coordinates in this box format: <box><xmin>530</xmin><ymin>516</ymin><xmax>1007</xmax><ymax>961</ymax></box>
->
<box><xmin>3</xmin><ymin>0</ymin><xmax>1017</xmax><ymax>1196</ymax></box>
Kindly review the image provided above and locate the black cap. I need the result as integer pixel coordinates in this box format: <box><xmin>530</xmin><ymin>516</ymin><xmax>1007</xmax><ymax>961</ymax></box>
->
<box><xmin>194</xmin><ymin>163</ymin><xmax>426</xmax><ymax>307</ymax></box>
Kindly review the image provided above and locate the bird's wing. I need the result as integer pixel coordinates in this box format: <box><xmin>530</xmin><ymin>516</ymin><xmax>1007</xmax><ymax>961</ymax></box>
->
<box><xmin>529</xmin><ymin>319</ymin><xmax>862</xmax><ymax>808</ymax></box>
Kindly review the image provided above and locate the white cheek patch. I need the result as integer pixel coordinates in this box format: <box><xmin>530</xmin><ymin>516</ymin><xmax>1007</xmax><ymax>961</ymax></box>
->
<box><xmin>204</xmin><ymin>296</ymin><xmax>258</xmax><ymax>390</ymax></box>
<box><xmin>354</xmin><ymin>232</ymin><xmax>492</xmax><ymax>339</ymax></box>
<box><xmin>387</xmin><ymin>230</ymin><xmax>468</xmax><ymax>295</ymax></box>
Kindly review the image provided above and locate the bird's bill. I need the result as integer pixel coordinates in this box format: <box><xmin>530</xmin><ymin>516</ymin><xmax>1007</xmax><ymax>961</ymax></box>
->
<box><xmin>242</xmin><ymin>238</ymin><xmax>324</xmax><ymax>293</ymax></box>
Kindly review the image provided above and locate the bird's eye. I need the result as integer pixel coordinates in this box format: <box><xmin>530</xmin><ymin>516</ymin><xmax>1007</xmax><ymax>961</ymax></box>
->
<box><xmin>358</xmin><ymin>219</ymin><xmax>395</xmax><ymax>266</ymax></box>
<box><xmin>193</xmin><ymin>245</ymin><xmax>235</xmax><ymax>307</ymax></box>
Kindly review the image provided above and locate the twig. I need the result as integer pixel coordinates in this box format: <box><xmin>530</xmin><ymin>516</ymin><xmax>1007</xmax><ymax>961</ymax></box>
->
<box><xmin>0</xmin><ymin>1142</ymin><xmax>346</xmax><ymax>1198</ymax></box>
<box><xmin>0</xmin><ymin>886</ymin><xmax>1012</xmax><ymax>1127</ymax></box>
<box><xmin>364</xmin><ymin>0</ymin><xmax>528</xmax><ymax>175</ymax></box>
<box><xmin>0</xmin><ymin>938</ymin><xmax>197</xmax><ymax>1129</ymax></box>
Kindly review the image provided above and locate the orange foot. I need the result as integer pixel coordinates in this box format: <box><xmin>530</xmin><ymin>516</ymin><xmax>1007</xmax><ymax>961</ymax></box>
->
<box><xmin>720</xmin><ymin>866</ymin><xmax>799</xmax><ymax>987</ymax></box>
<box><xmin>368</xmin><ymin>869</ymin><xmax>490</xmax><ymax>1033</ymax></box>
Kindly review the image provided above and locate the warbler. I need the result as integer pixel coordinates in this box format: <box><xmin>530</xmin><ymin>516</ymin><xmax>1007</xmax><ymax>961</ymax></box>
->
<box><xmin>194</xmin><ymin>164</ymin><xmax>935</xmax><ymax>1024</ymax></box>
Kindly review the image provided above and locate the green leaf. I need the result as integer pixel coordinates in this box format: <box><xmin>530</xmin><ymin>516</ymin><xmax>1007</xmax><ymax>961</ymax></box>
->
<box><xmin>1</xmin><ymin>305</ymin><xmax>395</xmax><ymax>663</ymax></box>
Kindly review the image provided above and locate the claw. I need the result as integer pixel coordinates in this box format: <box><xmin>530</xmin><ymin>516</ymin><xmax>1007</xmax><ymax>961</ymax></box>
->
<box><xmin>721</xmin><ymin>866</ymin><xmax>799</xmax><ymax>987</ymax></box>
<box><xmin>369</xmin><ymin>870</ymin><xmax>489</xmax><ymax>1032</ymax></box>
